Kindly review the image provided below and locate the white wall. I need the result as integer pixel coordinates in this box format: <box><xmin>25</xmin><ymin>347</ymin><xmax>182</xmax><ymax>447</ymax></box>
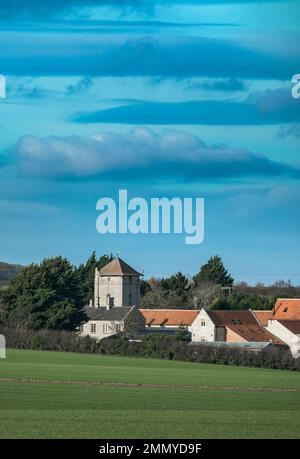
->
<box><xmin>190</xmin><ymin>309</ymin><xmax>216</xmax><ymax>342</ymax></box>
<box><xmin>122</xmin><ymin>276</ymin><xmax>140</xmax><ymax>307</ymax></box>
<box><xmin>97</xmin><ymin>275</ymin><xmax>123</xmax><ymax>307</ymax></box>
<box><xmin>80</xmin><ymin>307</ymin><xmax>145</xmax><ymax>341</ymax></box>
<box><xmin>94</xmin><ymin>270</ymin><xmax>140</xmax><ymax>308</ymax></box>
<box><xmin>80</xmin><ymin>320</ymin><xmax>124</xmax><ymax>340</ymax></box>
<box><xmin>267</xmin><ymin>320</ymin><xmax>300</xmax><ymax>358</ymax></box>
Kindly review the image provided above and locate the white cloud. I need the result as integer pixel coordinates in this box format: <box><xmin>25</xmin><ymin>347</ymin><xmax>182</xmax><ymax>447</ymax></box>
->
<box><xmin>12</xmin><ymin>127</ymin><xmax>299</xmax><ymax>181</ymax></box>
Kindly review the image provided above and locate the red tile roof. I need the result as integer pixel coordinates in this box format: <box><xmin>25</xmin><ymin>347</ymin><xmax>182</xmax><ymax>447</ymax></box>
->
<box><xmin>278</xmin><ymin>320</ymin><xmax>300</xmax><ymax>335</ymax></box>
<box><xmin>272</xmin><ymin>299</ymin><xmax>300</xmax><ymax>320</ymax></box>
<box><xmin>226</xmin><ymin>324</ymin><xmax>285</xmax><ymax>345</ymax></box>
<box><xmin>252</xmin><ymin>310</ymin><xmax>273</xmax><ymax>327</ymax></box>
<box><xmin>140</xmin><ymin>309</ymin><xmax>199</xmax><ymax>326</ymax></box>
<box><xmin>99</xmin><ymin>257</ymin><xmax>142</xmax><ymax>276</ymax></box>
<box><xmin>206</xmin><ymin>310</ymin><xmax>257</xmax><ymax>326</ymax></box>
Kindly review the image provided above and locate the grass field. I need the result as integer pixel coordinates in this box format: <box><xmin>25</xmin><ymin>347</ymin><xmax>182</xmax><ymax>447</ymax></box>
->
<box><xmin>0</xmin><ymin>349</ymin><xmax>299</xmax><ymax>439</ymax></box>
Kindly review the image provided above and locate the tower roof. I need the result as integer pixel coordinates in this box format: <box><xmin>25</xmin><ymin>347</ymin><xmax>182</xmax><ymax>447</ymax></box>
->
<box><xmin>99</xmin><ymin>257</ymin><xmax>143</xmax><ymax>276</ymax></box>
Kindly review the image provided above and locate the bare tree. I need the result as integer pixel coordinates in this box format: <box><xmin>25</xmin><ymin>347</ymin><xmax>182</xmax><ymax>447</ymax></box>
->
<box><xmin>188</xmin><ymin>281</ymin><xmax>222</xmax><ymax>309</ymax></box>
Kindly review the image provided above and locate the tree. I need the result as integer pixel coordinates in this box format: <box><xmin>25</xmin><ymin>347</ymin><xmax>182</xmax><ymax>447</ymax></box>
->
<box><xmin>141</xmin><ymin>282</ymin><xmax>169</xmax><ymax>309</ymax></box>
<box><xmin>188</xmin><ymin>281</ymin><xmax>222</xmax><ymax>309</ymax></box>
<box><xmin>193</xmin><ymin>255</ymin><xmax>234</xmax><ymax>287</ymax></box>
<box><xmin>140</xmin><ymin>279</ymin><xmax>151</xmax><ymax>297</ymax></box>
<box><xmin>172</xmin><ymin>325</ymin><xmax>191</xmax><ymax>342</ymax></box>
<box><xmin>161</xmin><ymin>272</ymin><xmax>190</xmax><ymax>301</ymax></box>
<box><xmin>1</xmin><ymin>257</ymin><xmax>86</xmax><ymax>330</ymax></box>
<box><xmin>212</xmin><ymin>290</ymin><xmax>274</xmax><ymax>311</ymax></box>
<box><xmin>141</xmin><ymin>274</ymin><xmax>194</xmax><ymax>309</ymax></box>
<box><xmin>76</xmin><ymin>252</ymin><xmax>113</xmax><ymax>304</ymax></box>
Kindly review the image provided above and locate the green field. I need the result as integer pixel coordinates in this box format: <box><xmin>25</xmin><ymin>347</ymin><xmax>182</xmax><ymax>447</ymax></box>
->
<box><xmin>0</xmin><ymin>349</ymin><xmax>299</xmax><ymax>439</ymax></box>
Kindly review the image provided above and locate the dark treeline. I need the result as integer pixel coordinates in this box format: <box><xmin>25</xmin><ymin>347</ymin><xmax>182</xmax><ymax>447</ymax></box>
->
<box><xmin>0</xmin><ymin>252</ymin><xmax>113</xmax><ymax>331</ymax></box>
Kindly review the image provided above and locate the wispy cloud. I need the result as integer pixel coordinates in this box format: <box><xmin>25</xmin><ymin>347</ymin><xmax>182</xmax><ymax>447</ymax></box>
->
<box><xmin>186</xmin><ymin>78</ymin><xmax>247</xmax><ymax>92</ymax></box>
<box><xmin>0</xmin><ymin>199</ymin><xmax>63</xmax><ymax>216</ymax></box>
<box><xmin>0</xmin><ymin>1</ymin><xmax>289</xmax><ymax>20</ymax></box>
<box><xmin>277</xmin><ymin>124</ymin><xmax>300</xmax><ymax>139</ymax></box>
<box><xmin>65</xmin><ymin>76</ymin><xmax>94</xmax><ymax>95</ymax></box>
<box><xmin>74</xmin><ymin>88</ymin><xmax>300</xmax><ymax>125</ymax></box>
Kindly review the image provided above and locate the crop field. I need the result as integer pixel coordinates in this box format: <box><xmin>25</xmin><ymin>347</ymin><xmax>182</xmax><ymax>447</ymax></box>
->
<box><xmin>0</xmin><ymin>349</ymin><xmax>299</xmax><ymax>439</ymax></box>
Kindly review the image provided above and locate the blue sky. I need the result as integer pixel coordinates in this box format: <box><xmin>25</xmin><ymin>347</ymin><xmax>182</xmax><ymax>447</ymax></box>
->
<box><xmin>0</xmin><ymin>0</ymin><xmax>299</xmax><ymax>284</ymax></box>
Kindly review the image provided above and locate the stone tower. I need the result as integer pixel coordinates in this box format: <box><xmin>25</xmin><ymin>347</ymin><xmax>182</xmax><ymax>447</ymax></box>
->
<box><xmin>94</xmin><ymin>257</ymin><xmax>142</xmax><ymax>308</ymax></box>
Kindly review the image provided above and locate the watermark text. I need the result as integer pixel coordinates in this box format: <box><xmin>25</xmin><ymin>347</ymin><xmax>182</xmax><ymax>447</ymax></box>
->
<box><xmin>96</xmin><ymin>190</ymin><xmax>204</xmax><ymax>245</ymax></box>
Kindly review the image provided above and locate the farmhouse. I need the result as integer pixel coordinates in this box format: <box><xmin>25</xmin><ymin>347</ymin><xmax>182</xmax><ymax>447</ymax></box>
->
<box><xmin>81</xmin><ymin>306</ymin><xmax>145</xmax><ymax>340</ymax></box>
<box><xmin>190</xmin><ymin>309</ymin><xmax>284</xmax><ymax>346</ymax></box>
<box><xmin>253</xmin><ymin>299</ymin><xmax>300</xmax><ymax>357</ymax></box>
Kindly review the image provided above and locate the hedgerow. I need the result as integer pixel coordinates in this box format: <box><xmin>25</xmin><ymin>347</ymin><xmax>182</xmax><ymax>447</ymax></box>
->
<box><xmin>1</xmin><ymin>327</ymin><xmax>299</xmax><ymax>371</ymax></box>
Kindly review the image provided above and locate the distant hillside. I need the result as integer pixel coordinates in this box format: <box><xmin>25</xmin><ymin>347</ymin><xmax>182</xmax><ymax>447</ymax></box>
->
<box><xmin>0</xmin><ymin>261</ymin><xmax>23</xmax><ymax>286</ymax></box>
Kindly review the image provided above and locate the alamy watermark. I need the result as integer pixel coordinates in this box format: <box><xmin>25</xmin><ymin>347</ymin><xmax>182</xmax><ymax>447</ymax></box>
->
<box><xmin>0</xmin><ymin>334</ymin><xmax>6</xmax><ymax>359</ymax></box>
<box><xmin>96</xmin><ymin>190</ymin><xmax>204</xmax><ymax>245</ymax></box>
<box><xmin>291</xmin><ymin>74</ymin><xmax>300</xmax><ymax>99</ymax></box>
<box><xmin>0</xmin><ymin>74</ymin><xmax>6</xmax><ymax>99</ymax></box>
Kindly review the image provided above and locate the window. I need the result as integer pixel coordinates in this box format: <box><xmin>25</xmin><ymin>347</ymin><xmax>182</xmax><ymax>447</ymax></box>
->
<box><xmin>90</xmin><ymin>323</ymin><xmax>96</xmax><ymax>333</ymax></box>
<box><xmin>129</xmin><ymin>294</ymin><xmax>132</xmax><ymax>306</ymax></box>
<box><xmin>107</xmin><ymin>277</ymin><xmax>110</xmax><ymax>282</ymax></box>
<box><xmin>103</xmin><ymin>323</ymin><xmax>109</xmax><ymax>334</ymax></box>
<box><xmin>283</xmin><ymin>307</ymin><xmax>288</xmax><ymax>312</ymax></box>
<box><xmin>106</xmin><ymin>295</ymin><xmax>114</xmax><ymax>307</ymax></box>
<box><xmin>201</xmin><ymin>338</ymin><xmax>206</xmax><ymax>342</ymax></box>
<box><xmin>129</xmin><ymin>276</ymin><xmax>132</xmax><ymax>284</ymax></box>
<box><xmin>116</xmin><ymin>323</ymin><xmax>121</xmax><ymax>332</ymax></box>
<box><xmin>201</xmin><ymin>320</ymin><xmax>205</xmax><ymax>326</ymax></box>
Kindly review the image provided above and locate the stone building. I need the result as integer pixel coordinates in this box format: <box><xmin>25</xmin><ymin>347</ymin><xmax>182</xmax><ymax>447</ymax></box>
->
<box><xmin>81</xmin><ymin>305</ymin><xmax>145</xmax><ymax>341</ymax></box>
<box><xmin>94</xmin><ymin>257</ymin><xmax>142</xmax><ymax>308</ymax></box>
<box><xmin>80</xmin><ymin>257</ymin><xmax>145</xmax><ymax>340</ymax></box>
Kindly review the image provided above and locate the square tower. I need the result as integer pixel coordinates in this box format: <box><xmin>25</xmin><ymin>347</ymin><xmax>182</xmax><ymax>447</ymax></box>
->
<box><xmin>94</xmin><ymin>257</ymin><xmax>143</xmax><ymax>308</ymax></box>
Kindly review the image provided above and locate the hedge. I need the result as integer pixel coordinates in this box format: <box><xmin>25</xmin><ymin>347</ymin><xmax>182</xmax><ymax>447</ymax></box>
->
<box><xmin>1</xmin><ymin>327</ymin><xmax>299</xmax><ymax>371</ymax></box>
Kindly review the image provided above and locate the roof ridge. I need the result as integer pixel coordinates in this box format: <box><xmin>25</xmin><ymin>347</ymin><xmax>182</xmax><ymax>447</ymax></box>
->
<box><xmin>140</xmin><ymin>308</ymin><xmax>197</xmax><ymax>312</ymax></box>
<box><xmin>276</xmin><ymin>298</ymin><xmax>300</xmax><ymax>300</ymax></box>
<box><xmin>99</xmin><ymin>257</ymin><xmax>142</xmax><ymax>276</ymax></box>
